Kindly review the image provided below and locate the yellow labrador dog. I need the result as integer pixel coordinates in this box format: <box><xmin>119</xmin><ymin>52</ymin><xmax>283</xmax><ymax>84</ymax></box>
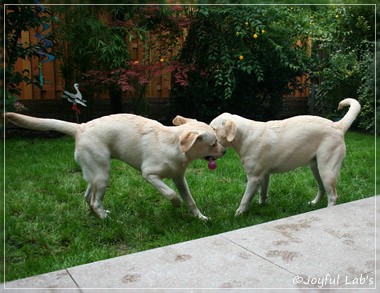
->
<box><xmin>5</xmin><ymin>113</ymin><xmax>226</xmax><ymax>220</ymax></box>
<box><xmin>210</xmin><ymin>98</ymin><xmax>360</xmax><ymax>215</ymax></box>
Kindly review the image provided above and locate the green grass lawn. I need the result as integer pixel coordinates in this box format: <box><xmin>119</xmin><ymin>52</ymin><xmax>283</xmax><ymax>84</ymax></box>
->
<box><xmin>3</xmin><ymin>131</ymin><xmax>375</xmax><ymax>282</ymax></box>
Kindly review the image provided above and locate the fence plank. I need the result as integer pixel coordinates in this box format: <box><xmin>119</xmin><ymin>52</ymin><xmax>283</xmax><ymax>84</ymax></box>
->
<box><xmin>12</xmin><ymin>20</ymin><xmax>309</xmax><ymax>106</ymax></box>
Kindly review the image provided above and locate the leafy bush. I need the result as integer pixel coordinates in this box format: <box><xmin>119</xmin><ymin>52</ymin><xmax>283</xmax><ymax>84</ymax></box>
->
<box><xmin>309</xmin><ymin>6</ymin><xmax>375</xmax><ymax>132</ymax></box>
<box><xmin>170</xmin><ymin>5</ymin><xmax>375</xmax><ymax>132</ymax></box>
<box><xmin>171</xmin><ymin>6</ymin><xmax>311</xmax><ymax>121</ymax></box>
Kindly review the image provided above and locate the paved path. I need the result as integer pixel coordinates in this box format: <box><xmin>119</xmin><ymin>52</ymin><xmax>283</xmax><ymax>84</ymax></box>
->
<box><xmin>3</xmin><ymin>196</ymin><xmax>377</xmax><ymax>292</ymax></box>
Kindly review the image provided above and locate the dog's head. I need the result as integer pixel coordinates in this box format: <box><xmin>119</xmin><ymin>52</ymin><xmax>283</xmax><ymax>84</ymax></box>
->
<box><xmin>172</xmin><ymin>115</ymin><xmax>226</xmax><ymax>161</ymax></box>
<box><xmin>209</xmin><ymin>113</ymin><xmax>237</xmax><ymax>147</ymax></box>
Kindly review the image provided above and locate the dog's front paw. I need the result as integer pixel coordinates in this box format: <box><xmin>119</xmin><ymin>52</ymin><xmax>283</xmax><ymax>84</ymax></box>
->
<box><xmin>198</xmin><ymin>213</ymin><xmax>209</xmax><ymax>221</ymax></box>
<box><xmin>97</xmin><ymin>209</ymin><xmax>110</xmax><ymax>219</ymax></box>
<box><xmin>235</xmin><ymin>207</ymin><xmax>246</xmax><ymax>216</ymax></box>
<box><xmin>308</xmin><ymin>200</ymin><xmax>317</xmax><ymax>206</ymax></box>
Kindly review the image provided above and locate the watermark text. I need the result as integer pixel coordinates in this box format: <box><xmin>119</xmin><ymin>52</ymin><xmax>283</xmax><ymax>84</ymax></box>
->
<box><xmin>293</xmin><ymin>274</ymin><xmax>374</xmax><ymax>288</ymax></box>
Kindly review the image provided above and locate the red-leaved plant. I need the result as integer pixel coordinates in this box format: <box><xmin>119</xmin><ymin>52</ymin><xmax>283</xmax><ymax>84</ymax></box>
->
<box><xmin>83</xmin><ymin>60</ymin><xmax>195</xmax><ymax>97</ymax></box>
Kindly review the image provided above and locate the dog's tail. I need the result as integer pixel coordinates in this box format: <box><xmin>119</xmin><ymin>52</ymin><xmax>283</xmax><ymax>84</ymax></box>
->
<box><xmin>4</xmin><ymin>112</ymin><xmax>80</xmax><ymax>137</ymax></box>
<box><xmin>336</xmin><ymin>99</ymin><xmax>361</xmax><ymax>133</ymax></box>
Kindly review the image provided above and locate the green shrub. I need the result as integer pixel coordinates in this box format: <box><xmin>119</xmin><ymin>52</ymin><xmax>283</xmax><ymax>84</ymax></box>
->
<box><xmin>171</xmin><ymin>6</ymin><xmax>310</xmax><ymax>121</ymax></box>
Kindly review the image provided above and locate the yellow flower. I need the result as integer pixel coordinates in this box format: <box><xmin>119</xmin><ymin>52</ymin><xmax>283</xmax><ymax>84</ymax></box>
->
<box><xmin>253</xmin><ymin>33</ymin><xmax>258</xmax><ymax>39</ymax></box>
<box><xmin>336</xmin><ymin>14</ymin><xmax>340</xmax><ymax>18</ymax></box>
<box><xmin>261</xmin><ymin>29</ymin><xmax>266</xmax><ymax>34</ymax></box>
<box><xmin>160</xmin><ymin>58</ymin><xmax>165</xmax><ymax>62</ymax></box>
<box><xmin>239</xmin><ymin>55</ymin><xmax>244</xmax><ymax>60</ymax></box>
<box><xmin>245</xmin><ymin>21</ymin><xmax>249</xmax><ymax>26</ymax></box>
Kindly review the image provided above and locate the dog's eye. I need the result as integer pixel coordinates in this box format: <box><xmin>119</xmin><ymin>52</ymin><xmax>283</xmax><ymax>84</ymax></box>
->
<box><xmin>212</xmin><ymin>142</ymin><xmax>217</xmax><ymax>147</ymax></box>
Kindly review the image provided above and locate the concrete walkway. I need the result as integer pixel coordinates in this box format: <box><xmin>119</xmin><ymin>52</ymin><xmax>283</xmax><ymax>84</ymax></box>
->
<box><xmin>3</xmin><ymin>196</ymin><xmax>377</xmax><ymax>292</ymax></box>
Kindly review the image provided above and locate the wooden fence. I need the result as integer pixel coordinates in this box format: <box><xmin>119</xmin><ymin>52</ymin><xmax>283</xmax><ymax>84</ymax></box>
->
<box><xmin>12</xmin><ymin>16</ymin><xmax>309</xmax><ymax>120</ymax></box>
<box><xmin>14</xmin><ymin>29</ymin><xmax>174</xmax><ymax>101</ymax></box>
<box><xmin>15</xmin><ymin>29</ymin><xmax>64</xmax><ymax>101</ymax></box>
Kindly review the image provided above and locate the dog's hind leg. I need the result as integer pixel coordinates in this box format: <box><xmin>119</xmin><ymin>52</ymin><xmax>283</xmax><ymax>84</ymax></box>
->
<box><xmin>320</xmin><ymin>174</ymin><xmax>338</xmax><ymax>207</ymax></box>
<box><xmin>321</xmin><ymin>171</ymin><xmax>339</xmax><ymax>207</ymax></box>
<box><xmin>308</xmin><ymin>160</ymin><xmax>325</xmax><ymax>205</ymax></box>
<box><xmin>78</xmin><ymin>152</ymin><xmax>111</xmax><ymax>219</ymax></box>
<box><xmin>259</xmin><ymin>174</ymin><xmax>270</xmax><ymax>204</ymax></box>
<box><xmin>86</xmin><ymin>174</ymin><xmax>110</xmax><ymax>219</ymax></box>
<box><xmin>316</xmin><ymin>147</ymin><xmax>345</xmax><ymax>207</ymax></box>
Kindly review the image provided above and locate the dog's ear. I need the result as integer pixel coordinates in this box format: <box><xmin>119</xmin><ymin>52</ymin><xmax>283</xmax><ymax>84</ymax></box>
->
<box><xmin>179</xmin><ymin>131</ymin><xmax>201</xmax><ymax>152</ymax></box>
<box><xmin>224</xmin><ymin>120</ymin><xmax>236</xmax><ymax>142</ymax></box>
<box><xmin>172</xmin><ymin>115</ymin><xmax>197</xmax><ymax>126</ymax></box>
